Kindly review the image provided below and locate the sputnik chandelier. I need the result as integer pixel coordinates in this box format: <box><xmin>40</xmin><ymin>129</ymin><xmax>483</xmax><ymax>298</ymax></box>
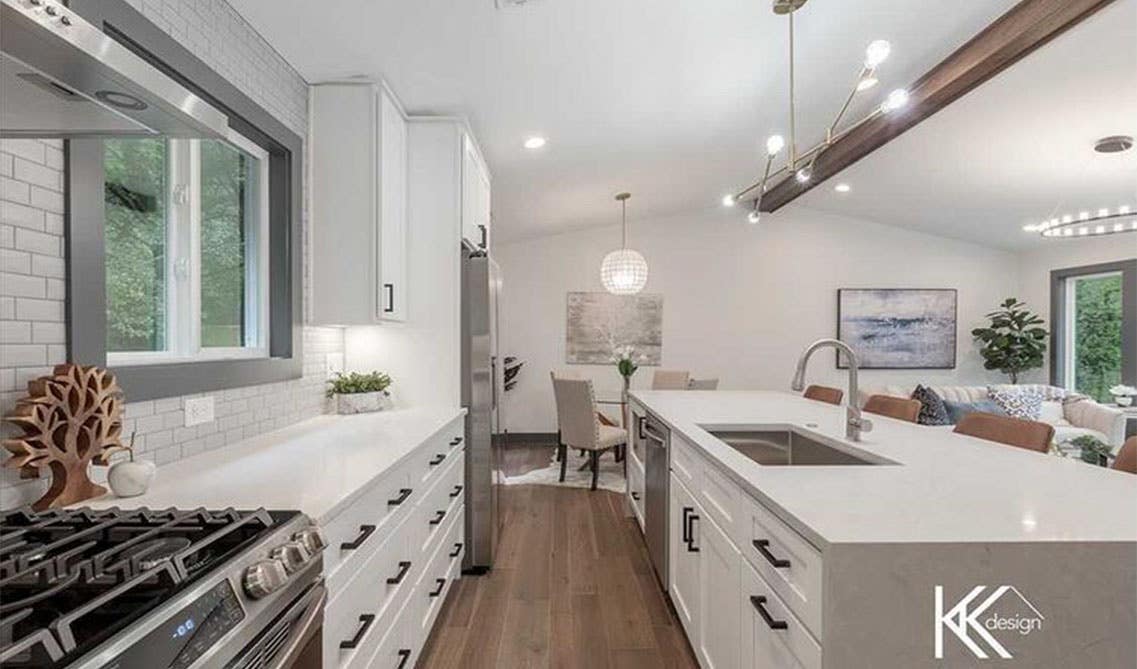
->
<box><xmin>722</xmin><ymin>0</ymin><xmax>909</xmax><ymax>224</ymax></box>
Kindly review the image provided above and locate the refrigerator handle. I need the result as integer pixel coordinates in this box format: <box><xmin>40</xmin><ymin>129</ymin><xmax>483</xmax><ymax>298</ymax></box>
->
<box><xmin>490</xmin><ymin>356</ymin><xmax>498</xmax><ymax>410</ymax></box>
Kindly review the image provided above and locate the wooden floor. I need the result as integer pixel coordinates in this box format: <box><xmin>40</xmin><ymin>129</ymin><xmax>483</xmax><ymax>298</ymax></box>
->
<box><xmin>417</xmin><ymin>444</ymin><xmax>699</xmax><ymax>668</ymax></box>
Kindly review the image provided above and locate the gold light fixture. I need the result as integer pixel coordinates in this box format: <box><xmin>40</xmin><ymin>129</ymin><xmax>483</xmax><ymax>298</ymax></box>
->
<box><xmin>722</xmin><ymin>0</ymin><xmax>909</xmax><ymax>221</ymax></box>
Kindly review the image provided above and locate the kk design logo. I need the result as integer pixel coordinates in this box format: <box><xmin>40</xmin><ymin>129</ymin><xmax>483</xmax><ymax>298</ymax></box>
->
<box><xmin>934</xmin><ymin>585</ymin><xmax>1044</xmax><ymax>660</ymax></box>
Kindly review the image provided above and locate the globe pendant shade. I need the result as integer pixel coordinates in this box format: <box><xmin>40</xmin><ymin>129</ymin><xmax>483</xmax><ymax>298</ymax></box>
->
<box><xmin>600</xmin><ymin>248</ymin><xmax>648</xmax><ymax>295</ymax></box>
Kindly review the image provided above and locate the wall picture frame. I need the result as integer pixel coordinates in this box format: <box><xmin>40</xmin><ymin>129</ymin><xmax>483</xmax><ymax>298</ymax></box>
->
<box><xmin>836</xmin><ymin>289</ymin><xmax>958</xmax><ymax>369</ymax></box>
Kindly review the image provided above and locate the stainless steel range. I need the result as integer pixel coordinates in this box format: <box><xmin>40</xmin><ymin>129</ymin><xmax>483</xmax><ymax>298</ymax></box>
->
<box><xmin>0</xmin><ymin>507</ymin><xmax>326</xmax><ymax>669</ymax></box>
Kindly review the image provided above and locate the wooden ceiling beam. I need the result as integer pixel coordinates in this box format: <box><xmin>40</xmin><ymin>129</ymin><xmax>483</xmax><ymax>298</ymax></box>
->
<box><xmin>759</xmin><ymin>0</ymin><xmax>1118</xmax><ymax>213</ymax></box>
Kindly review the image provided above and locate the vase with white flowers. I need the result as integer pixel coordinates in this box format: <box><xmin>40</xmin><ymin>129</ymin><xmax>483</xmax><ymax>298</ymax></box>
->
<box><xmin>612</xmin><ymin>345</ymin><xmax>645</xmax><ymax>409</ymax></box>
<box><xmin>1109</xmin><ymin>384</ymin><xmax>1137</xmax><ymax>407</ymax></box>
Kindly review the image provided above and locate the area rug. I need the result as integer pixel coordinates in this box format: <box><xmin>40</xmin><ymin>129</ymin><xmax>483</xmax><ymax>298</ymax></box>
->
<box><xmin>503</xmin><ymin>449</ymin><xmax>626</xmax><ymax>493</ymax></box>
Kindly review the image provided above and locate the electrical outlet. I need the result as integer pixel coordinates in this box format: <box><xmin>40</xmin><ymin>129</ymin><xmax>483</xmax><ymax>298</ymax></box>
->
<box><xmin>325</xmin><ymin>352</ymin><xmax>345</xmax><ymax>378</ymax></box>
<box><xmin>184</xmin><ymin>396</ymin><xmax>215</xmax><ymax>427</ymax></box>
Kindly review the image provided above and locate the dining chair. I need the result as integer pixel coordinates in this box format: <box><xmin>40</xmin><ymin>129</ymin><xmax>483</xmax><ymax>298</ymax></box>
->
<box><xmin>550</xmin><ymin>370</ymin><xmax>622</xmax><ymax>460</ymax></box>
<box><xmin>550</xmin><ymin>377</ymin><xmax>627</xmax><ymax>490</ymax></box>
<box><xmin>802</xmin><ymin>385</ymin><xmax>843</xmax><ymax>405</ymax></box>
<box><xmin>652</xmin><ymin>370</ymin><xmax>690</xmax><ymax>390</ymax></box>
<box><xmin>863</xmin><ymin>394</ymin><xmax>922</xmax><ymax>423</ymax></box>
<box><xmin>1112</xmin><ymin>436</ymin><xmax>1137</xmax><ymax>474</ymax></box>
<box><xmin>688</xmin><ymin>378</ymin><xmax>719</xmax><ymax>390</ymax></box>
<box><xmin>953</xmin><ymin>412</ymin><xmax>1054</xmax><ymax>453</ymax></box>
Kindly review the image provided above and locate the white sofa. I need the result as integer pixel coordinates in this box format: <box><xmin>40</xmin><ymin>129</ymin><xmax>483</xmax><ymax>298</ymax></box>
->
<box><xmin>858</xmin><ymin>384</ymin><xmax>1127</xmax><ymax>449</ymax></box>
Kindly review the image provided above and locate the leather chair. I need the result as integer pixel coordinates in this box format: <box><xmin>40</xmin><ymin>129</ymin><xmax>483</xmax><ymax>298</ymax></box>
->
<box><xmin>1112</xmin><ymin>436</ymin><xmax>1137</xmax><ymax>474</ymax></box>
<box><xmin>953</xmin><ymin>412</ymin><xmax>1054</xmax><ymax>453</ymax></box>
<box><xmin>863</xmin><ymin>394</ymin><xmax>922</xmax><ymax>423</ymax></box>
<box><xmin>802</xmin><ymin>385</ymin><xmax>843</xmax><ymax>405</ymax></box>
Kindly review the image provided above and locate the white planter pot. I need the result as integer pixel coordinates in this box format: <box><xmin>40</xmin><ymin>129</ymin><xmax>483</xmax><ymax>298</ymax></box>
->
<box><xmin>1116</xmin><ymin>395</ymin><xmax>1134</xmax><ymax>407</ymax></box>
<box><xmin>336</xmin><ymin>391</ymin><xmax>391</xmax><ymax>414</ymax></box>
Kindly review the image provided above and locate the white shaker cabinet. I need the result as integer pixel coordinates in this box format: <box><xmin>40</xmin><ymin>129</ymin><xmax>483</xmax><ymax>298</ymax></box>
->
<box><xmin>669</xmin><ymin>472</ymin><xmax>701</xmax><ymax>638</ymax></box>
<box><xmin>461</xmin><ymin>133</ymin><xmax>492</xmax><ymax>250</ymax></box>
<box><xmin>698</xmin><ymin>510</ymin><xmax>741</xmax><ymax>669</ymax></box>
<box><xmin>310</xmin><ymin>82</ymin><xmax>408</xmax><ymax>324</ymax></box>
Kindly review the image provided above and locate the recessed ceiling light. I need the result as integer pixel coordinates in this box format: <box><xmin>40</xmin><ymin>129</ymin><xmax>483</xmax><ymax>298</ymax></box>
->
<box><xmin>834</xmin><ymin>183</ymin><xmax>851</xmax><ymax>193</ymax></box>
<box><xmin>524</xmin><ymin>136</ymin><xmax>546</xmax><ymax>149</ymax></box>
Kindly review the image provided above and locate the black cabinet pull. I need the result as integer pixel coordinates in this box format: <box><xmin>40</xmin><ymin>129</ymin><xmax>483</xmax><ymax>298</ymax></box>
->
<box><xmin>449</xmin><ymin>542</ymin><xmax>463</xmax><ymax>558</ymax></box>
<box><xmin>383</xmin><ymin>283</ymin><xmax>394</xmax><ymax>313</ymax></box>
<box><xmin>396</xmin><ymin>649</ymin><xmax>411</xmax><ymax>669</ymax></box>
<box><xmin>752</xmin><ymin>539</ymin><xmax>791</xmax><ymax>569</ymax></box>
<box><xmin>449</xmin><ymin>436</ymin><xmax>463</xmax><ymax>447</ymax></box>
<box><xmin>750</xmin><ymin>596</ymin><xmax>789</xmax><ymax>630</ymax></box>
<box><xmin>428</xmin><ymin>578</ymin><xmax>447</xmax><ymax>597</ymax></box>
<box><xmin>387</xmin><ymin>488</ymin><xmax>413</xmax><ymax>506</ymax></box>
<box><xmin>449</xmin><ymin>485</ymin><xmax>463</xmax><ymax>498</ymax></box>
<box><xmin>386</xmin><ymin>560</ymin><xmax>412</xmax><ymax>585</ymax></box>
<box><xmin>685</xmin><ymin>511</ymin><xmax>700</xmax><ymax>553</ymax></box>
<box><xmin>340</xmin><ymin>524</ymin><xmax>376</xmax><ymax>551</ymax></box>
<box><xmin>429</xmin><ymin>510</ymin><xmax>446</xmax><ymax>526</ymax></box>
<box><xmin>429</xmin><ymin>453</ymin><xmax>446</xmax><ymax>466</ymax></box>
<box><xmin>681</xmin><ymin>506</ymin><xmax>693</xmax><ymax>543</ymax></box>
<box><xmin>478</xmin><ymin>224</ymin><xmax>487</xmax><ymax>248</ymax></box>
<box><xmin>340</xmin><ymin>613</ymin><xmax>376</xmax><ymax>649</ymax></box>
<box><xmin>631</xmin><ymin>491</ymin><xmax>640</xmax><ymax>501</ymax></box>
<box><xmin>637</xmin><ymin>416</ymin><xmax>647</xmax><ymax>440</ymax></box>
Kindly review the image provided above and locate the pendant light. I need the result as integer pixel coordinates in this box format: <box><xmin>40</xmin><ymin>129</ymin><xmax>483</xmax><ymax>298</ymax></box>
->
<box><xmin>600</xmin><ymin>192</ymin><xmax>648</xmax><ymax>295</ymax></box>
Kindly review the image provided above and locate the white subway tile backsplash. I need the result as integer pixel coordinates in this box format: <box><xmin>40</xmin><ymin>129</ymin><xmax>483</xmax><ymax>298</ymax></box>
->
<box><xmin>1</xmin><ymin>2</ymin><xmax>346</xmax><ymax>509</ymax></box>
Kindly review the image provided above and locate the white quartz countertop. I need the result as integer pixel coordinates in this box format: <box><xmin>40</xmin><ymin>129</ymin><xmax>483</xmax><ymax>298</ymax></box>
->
<box><xmin>87</xmin><ymin>406</ymin><xmax>465</xmax><ymax>524</ymax></box>
<box><xmin>630</xmin><ymin>390</ymin><xmax>1137</xmax><ymax>548</ymax></box>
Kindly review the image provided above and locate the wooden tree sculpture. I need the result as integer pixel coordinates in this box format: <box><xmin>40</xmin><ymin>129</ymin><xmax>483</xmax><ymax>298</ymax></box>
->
<box><xmin>3</xmin><ymin>364</ymin><xmax>126</xmax><ymax>510</ymax></box>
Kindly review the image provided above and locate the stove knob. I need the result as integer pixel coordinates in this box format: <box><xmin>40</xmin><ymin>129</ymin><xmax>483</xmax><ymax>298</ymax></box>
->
<box><xmin>293</xmin><ymin>527</ymin><xmax>328</xmax><ymax>555</ymax></box>
<box><xmin>243</xmin><ymin>559</ymin><xmax>288</xmax><ymax>599</ymax></box>
<box><xmin>270</xmin><ymin>541</ymin><xmax>311</xmax><ymax>575</ymax></box>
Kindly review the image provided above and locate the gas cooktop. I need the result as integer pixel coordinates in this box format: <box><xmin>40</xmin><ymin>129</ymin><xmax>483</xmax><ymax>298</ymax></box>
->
<box><xmin>0</xmin><ymin>506</ymin><xmax>322</xmax><ymax>669</ymax></box>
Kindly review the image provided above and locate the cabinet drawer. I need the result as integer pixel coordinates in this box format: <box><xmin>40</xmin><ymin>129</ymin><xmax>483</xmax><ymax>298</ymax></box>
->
<box><xmin>670</xmin><ymin>432</ymin><xmax>702</xmax><ymax>491</ymax></box>
<box><xmin>411</xmin><ymin>505</ymin><xmax>465</xmax><ymax>642</ymax></box>
<box><xmin>698</xmin><ymin>459</ymin><xmax>741</xmax><ymax>540</ymax></box>
<box><xmin>326</xmin><ymin>515</ymin><xmax>415</xmax><ymax>669</ymax></box>
<box><xmin>742</xmin><ymin>561</ymin><xmax>821</xmax><ymax>669</ymax></box>
<box><xmin>366</xmin><ymin>595</ymin><xmax>415</xmax><ymax>669</ymax></box>
<box><xmin>627</xmin><ymin>458</ymin><xmax>645</xmax><ymax>531</ymax></box>
<box><xmin>740</xmin><ymin>494</ymin><xmax>823</xmax><ymax>637</ymax></box>
<box><xmin>411</xmin><ymin>423</ymin><xmax>464</xmax><ymax>487</ymax></box>
<box><xmin>412</xmin><ymin>451</ymin><xmax>465</xmax><ymax>557</ymax></box>
<box><xmin>324</xmin><ymin>461</ymin><xmax>414</xmax><ymax>594</ymax></box>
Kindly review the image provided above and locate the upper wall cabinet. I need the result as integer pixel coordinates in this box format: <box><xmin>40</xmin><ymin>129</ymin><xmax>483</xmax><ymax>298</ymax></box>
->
<box><xmin>310</xmin><ymin>83</ymin><xmax>409</xmax><ymax>324</ymax></box>
<box><xmin>461</xmin><ymin>134</ymin><xmax>492</xmax><ymax>250</ymax></box>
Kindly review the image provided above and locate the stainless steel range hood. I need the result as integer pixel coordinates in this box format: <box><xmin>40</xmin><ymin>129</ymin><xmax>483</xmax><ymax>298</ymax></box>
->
<box><xmin>1</xmin><ymin>0</ymin><xmax>228</xmax><ymax>138</ymax></box>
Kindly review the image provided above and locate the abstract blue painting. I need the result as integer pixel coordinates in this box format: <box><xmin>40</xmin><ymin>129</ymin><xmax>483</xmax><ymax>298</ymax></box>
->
<box><xmin>837</xmin><ymin>289</ymin><xmax>957</xmax><ymax>369</ymax></box>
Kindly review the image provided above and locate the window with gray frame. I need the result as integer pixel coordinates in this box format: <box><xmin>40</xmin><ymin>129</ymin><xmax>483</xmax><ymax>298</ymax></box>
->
<box><xmin>1050</xmin><ymin>259</ymin><xmax>1137</xmax><ymax>403</ymax></box>
<box><xmin>66</xmin><ymin>0</ymin><xmax>303</xmax><ymax>401</ymax></box>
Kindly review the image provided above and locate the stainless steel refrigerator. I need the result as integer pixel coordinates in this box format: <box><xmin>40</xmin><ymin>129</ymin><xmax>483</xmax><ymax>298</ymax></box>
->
<box><xmin>461</xmin><ymin>243</ymin><xmax>503</xmax><ymax>573</ymax></box>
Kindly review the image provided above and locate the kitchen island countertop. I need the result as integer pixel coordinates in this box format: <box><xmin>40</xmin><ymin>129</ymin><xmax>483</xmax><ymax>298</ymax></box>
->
<box><xmin>630</xmin><ymin>390</ymin><xmax>1137</xmax><ymax>548</ymax></box>
<box><xmin>86</xmin><ymin>406</ymin><xmax>465</xmax><ymax>523</ymax></box>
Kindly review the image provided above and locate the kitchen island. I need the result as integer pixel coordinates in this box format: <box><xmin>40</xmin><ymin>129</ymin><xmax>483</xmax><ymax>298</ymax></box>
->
<box><xmin>628</xmin><ymin>390</ymin><xmax>1136</xmax><ymax>669</ymax></box>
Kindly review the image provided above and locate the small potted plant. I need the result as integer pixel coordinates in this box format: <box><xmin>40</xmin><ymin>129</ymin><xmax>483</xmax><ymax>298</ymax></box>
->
<box><xmin>1069</xmin><ymin>435</ymin><xmax>1113</xmax><ymax>467</ymax></box>
<box><xmin>1108</xmin><ymin>384</ymin><xmax>1137</xmax><ymax>407</ymax></box>
<box><xmin>326</xmin><ymin>371</ymin><xmax>393</xmax><ymax>414</ymax></box>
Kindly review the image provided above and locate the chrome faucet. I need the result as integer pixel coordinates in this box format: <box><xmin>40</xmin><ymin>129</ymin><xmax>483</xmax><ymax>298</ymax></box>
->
<box><xmin>791</xmin><ymin>338</ymin><xmax>873</xmax><ymax>442</ymax></box>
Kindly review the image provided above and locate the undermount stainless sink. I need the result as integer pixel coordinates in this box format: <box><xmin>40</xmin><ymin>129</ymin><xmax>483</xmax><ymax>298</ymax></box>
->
<box><xmin>702</xmin><ymin>428</ymin><xmax>894</xmax><ymax>466</ymax></box>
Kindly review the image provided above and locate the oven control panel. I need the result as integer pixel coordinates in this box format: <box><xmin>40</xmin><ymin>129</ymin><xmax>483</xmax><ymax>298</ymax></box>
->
<box><xmin>105</xmin><ymin>580</ymin><xmax>245</xmax><ymax>669</ymax></box>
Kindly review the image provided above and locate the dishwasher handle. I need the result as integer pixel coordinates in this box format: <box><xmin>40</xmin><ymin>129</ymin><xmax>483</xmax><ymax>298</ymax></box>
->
<box><xmin>643</xmin><ymin>425</ymin><xmax>667</xmax><ymax>445</ymax></box>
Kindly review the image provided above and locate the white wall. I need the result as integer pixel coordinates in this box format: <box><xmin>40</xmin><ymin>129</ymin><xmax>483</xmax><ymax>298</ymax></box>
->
<box><xmin>495</xmin><ymin>205</ymin><xmax>1021</xmax><ymax>433</ymax></box>
<box><xmin>343</xmin><ymin>121</ymin><xmax>463</xmax><ymax>409</ymax></box>
<box><xmin>1016</xmin><ymin>235</ymin><xmax>1137</xmax><ymax>383</ymax></box>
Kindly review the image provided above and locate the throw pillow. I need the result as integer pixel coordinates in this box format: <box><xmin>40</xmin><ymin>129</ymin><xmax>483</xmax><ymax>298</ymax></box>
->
<box><xmin>910</xmin><ymin>385</ymin><xmax>951</xmax><ymax>426</ymax></box>
<box><xmin>942</xmin><ymin>399</ymin><xmax>1007</xmax><ymax>424</ymax></box>
<box><xmin>987</xmin><ymin>386</ymin><xmax>1045</xmax><ymax>420</ymax></box>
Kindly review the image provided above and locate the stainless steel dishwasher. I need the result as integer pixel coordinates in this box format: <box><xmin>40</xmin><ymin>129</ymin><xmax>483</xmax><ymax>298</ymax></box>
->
<box><xmin>643</xmin><ymin>413</ymin><xmax>670</xmax><ymax>590</ymax></box>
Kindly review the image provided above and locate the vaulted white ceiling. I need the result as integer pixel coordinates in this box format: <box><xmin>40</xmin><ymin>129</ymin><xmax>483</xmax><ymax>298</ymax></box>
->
<box><xmin>798</xmin><ymin>0</ymin><xmax>1137</xmax><ymax>250</ymax></box>
<box><xmin>230</xmin><ymin>0</ymin><xmax>1021</xmax><ymax>242</ymax></box>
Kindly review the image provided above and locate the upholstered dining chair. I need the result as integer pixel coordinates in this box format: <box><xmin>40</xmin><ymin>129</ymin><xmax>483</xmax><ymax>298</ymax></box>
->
<box><xmin>863</xmin><ymin>394</ymin><xmax>922</xmax><ymax>423</ymax></box>
<box><xmin>1112</xmin><ymin>436</ymin><xmax>1137</xmax><ymax>474</ymax></box>
<box><xmin>953</xmin><ymin>412</ymin><xmax>1054</xmax><ymax>453</ymax></box>
<box><xmin>550</xmin><ymin>370</ymin><xmax>622</xmax><ymax>461</ymax></box>
<box><xmin>688</xmin><ymin>378</ymin><xmax>719</xmax><ymax>390</ymax></box>
<box><xmin>550</xmin><ymin>377</ymin><xmax>627</xmax><ymax>490</ymax></box>
<box><xmin>652</xmin><ymin>370</ymin><xmax>691</xmax><ymax>390</ymax></box>
<box><xmin>802</xmin><ymin>385</ymin><xmax>843</xmax><ymax>405</ymax></box>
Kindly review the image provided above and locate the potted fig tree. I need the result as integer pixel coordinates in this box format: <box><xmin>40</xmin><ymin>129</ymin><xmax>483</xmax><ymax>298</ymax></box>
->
<box><xmin>326</xmin><ymin>371</ymin><xmax>393</xmax><ymax>414</ymax></box>
<box><xmin>971</xmin><ymin>298</ymin><xmax>1048</xmax><ymax>384</ymax></box>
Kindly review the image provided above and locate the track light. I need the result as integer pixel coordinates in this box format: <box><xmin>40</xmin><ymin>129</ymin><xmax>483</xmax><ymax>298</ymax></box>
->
<box><xmin>722</xmin><ymin>194</ymin><xmax>736</xmax><ymax>207</ymax></box>
<box><xmin>747</xmin><ymin>208</ymin><xmax>762</xmax><ymax>225</ymax></box>
<box><xmin>766</xmin><ymin>134</ymin><xmax>785</xmax><ymax>156</ymax></box>
<box><xmin>864</xmin><ymin>40</ymin><xmax>891</xmax><ymax>69</ymax></box>
<box><xmin>881</xmin><ymin>89</ymin><xmax>909</xmax><ymax>113</ymax></box>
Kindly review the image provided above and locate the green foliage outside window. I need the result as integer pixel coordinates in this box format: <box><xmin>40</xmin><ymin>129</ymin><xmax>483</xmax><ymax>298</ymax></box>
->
<box><xmin>1072</xmin><ymin>274</ymin><xmax>1123</xmax><ymax>403</ymax></box>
